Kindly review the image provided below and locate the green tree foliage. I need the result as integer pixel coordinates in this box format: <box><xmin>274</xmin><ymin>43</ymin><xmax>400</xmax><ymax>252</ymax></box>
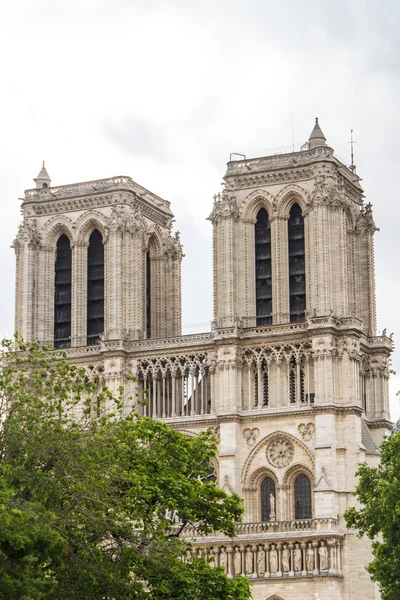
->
<box><xmin>0</xmin><ymin>338</ymin><xmax>251</xmax><ymax>600</ymax></box>
<box><xmin>345</xmin><ymin>430</ymin><xmax>400</xmax><ymax>600</ymax></box>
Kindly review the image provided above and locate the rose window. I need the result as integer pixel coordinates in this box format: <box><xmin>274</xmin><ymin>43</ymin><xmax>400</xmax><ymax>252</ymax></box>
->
<box><xmin>266</xmin><ymin>439</ymin><xmax>295</xmax><ymax>468</ymax></box>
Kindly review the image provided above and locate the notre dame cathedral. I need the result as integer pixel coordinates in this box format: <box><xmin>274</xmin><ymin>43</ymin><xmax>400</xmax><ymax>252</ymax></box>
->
<box><xmin>13</xmin><ymin>119</ymin><xmax>393</xmax><ymax>599</ymax></box>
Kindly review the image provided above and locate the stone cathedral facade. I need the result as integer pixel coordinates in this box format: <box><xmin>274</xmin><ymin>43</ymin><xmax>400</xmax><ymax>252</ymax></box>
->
<box><xmin>13</xmin><ymin>120</ymin><xmax>393</xmax><ymax>600</ymax></box>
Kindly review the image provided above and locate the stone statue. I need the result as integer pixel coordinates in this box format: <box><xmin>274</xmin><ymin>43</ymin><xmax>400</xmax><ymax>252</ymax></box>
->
<box><xmin>245</xmin><ymin>547</ymin><xmax>253</xmax><ymax>574</ymax></box>
<box><xmin>318</xmin><ymin>541</ymin><xmax>328</xmax><ymax>571</ymax></box>
<box><xmin>282</xmin><ymin>544</ymin><xmax>290</xmax><ymax>572</ymax></box>
<box><xmin>234</xmin><ymin>547</ymin><xmax>242</xmax><ymax>575</ymax></box>
<box><xmin>306</xmin><ymin>543</ymin><xmax>314</xmax><ymax>571</ymax></box>
<box><xmin>219</xmin><ymin>549</ymin><xmax>227</xmax><ymax>573</ymax></box>
<box><xmin>294</xmin><ymin>543</ymin><xmax>302</xmax><ymax>572</ymax></box>
<box><xmin>270</xmin><ymin>544</ymin><xmax>278</xmax><ymax>573</ymax></box>
<box><xmin>257</xmin><ymin>546</ymin><xmax>266</xmax><ymax>574</ymax></box>
<box><xmin>270</xmin><ymin>493</ymin><xmax>276</xmax><ymax>520</ymax></box>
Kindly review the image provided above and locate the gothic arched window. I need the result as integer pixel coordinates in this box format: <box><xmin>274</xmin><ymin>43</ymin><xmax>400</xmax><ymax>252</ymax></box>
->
<box><xmin>288</xmin><ymin>203</ymin><xmax>306</xmax><ymax>322</ymax></box>
<box><xmin>87</xmin><ymin>229</ymin><xmax>104</xmax><ymax>346</ymax></box>
<box><xmin>294</xmin><ymin>473</ymin><xmax>312</xmax><ymax>519</ymax></box>
<box><xmin>255</xmin><ymin>208</ymin><xmax>272</xmax><ymax>325</ymax></box>
<box><xmin>146</xmin><ymin>249</ymin><xmax>151</xmax><ymax>338</ymax></box>
<box><xmin>261</xmin><ymin>477</ymin><xmax>276</xmax><ymax>521</ymax></box>
<box><xmin>54</xmin><ymin>234</ymin><xmax>72</xmax><ymax>349</ymax></box>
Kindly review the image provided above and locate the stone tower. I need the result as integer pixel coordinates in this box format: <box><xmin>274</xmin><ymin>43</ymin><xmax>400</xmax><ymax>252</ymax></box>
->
<box><xmin>13</xmin><ymin>120</ymin><xmax>393</xmax><ymax>600</ymax></box>
<box><xmin>13</xmin><ymin>171</ymin><xmax>183</xmax><ymax>346</ymax></box>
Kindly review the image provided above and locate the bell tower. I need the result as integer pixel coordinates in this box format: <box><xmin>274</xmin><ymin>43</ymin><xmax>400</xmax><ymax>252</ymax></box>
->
<box><xmin>13</xmin><ymin>170</ymin><xmax>183</xmax><ymax>347</ymax></box>
<box><xmin>210</xmin><ymin>118</ymin><xmax>377</xmax><ymax>334</ymax></box>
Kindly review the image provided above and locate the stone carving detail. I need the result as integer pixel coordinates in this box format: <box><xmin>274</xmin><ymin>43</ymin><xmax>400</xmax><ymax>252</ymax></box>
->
<box><xmin>298</xmin><ymin>422</ymin><xmax>315</xmax><ymax>441</ymax></box>
<box><xmin>266</xmin><ymin>439</ymin><xmax>295</xmax><ymax>468</ymax></box>
<box><xmin>243</xmin><ymin>427</ymin><xmax>260</xmax><ymax>447</ymax></box>
<box><xmin>208</xmin><ymin>189</ymin><xmax>239</xmax><ymax>223</ymax></box>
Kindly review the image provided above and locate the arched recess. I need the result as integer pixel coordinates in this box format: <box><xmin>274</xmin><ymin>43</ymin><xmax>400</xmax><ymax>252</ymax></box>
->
<box><xmin>275</xmin><ymin>185</ymin><xmax>308</xmax><ymax>217</ymax></box>
<box><xmin>244</xmin><ymin>466</ymin><xmax>279</xmax><ymax>522</ymax></box>
<box><xmin>283</xmin><ymin>463</ymin><xmax>315</xmax><ymax>521</ymax></box>
<box><xmin>241</xmin><ymin>431</ymin><xmax>315</xmax><ymax>488</ymax></box>
<box><xmin>255</xmin><ymin>208</ymin><xmax>272</xmax><ymax>325</ymax></box>
<box><xmin>75</xmin><ymin>211</ymin><xmax>107</xmax><ymax>244</ymax></box>
<box><xmin>288</xmin><ymin>203</ymin><xmax>306</xmax><ymax>322</ymax></box>
<box><xmin>54</xmin><ymin>234</ymin><xmax>72</xmax><ymax>349</ymax></box>
<box><xmin>42</xmin><ymin>217</ymin><xmax>74</xmax><ymax>249</ymax></box>
<box><xmin>146</xmin><ymin>232</ymin><xmax>163</xmax><ymax>339</ymax></box>
<box><xmin>87</xmin><ymin>229</ymin><xmax>104</xmax><ymax>345</ymax></box>
<box><xmin>261</xmin><ymin>476</ymin><xmax>276</xmax><ymax>521</ymax></box>
<box><xmin>240</xmin><ymin>190</ymin><xmax>275</xmax><ymax>221</ymax></box>
<box><xmin>294</xmin><ymin>473</ymin><xmax>312</xmax><ymax>519</ymax></box>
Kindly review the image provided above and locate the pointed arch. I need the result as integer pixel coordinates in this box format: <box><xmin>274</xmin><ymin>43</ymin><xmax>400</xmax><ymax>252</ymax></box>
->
<box><xmin>87</xmin><ymin>229</ymin><xmax>104</xmax><ymax>345</ymax></box>
<box><xmin>288</xmin><ymin>203</ymin><xmax>306</xmax><ymax>322</ymax></box>
<box><xmin>75</xmin><ymin>211</ymin><xmax>107</xmax><ymax>244</ymax></box>
<box><xmin>54</xmin><ymin>234</ymin><xmax>72</xmax><ymax>348</ymax></box>
<box><xmin>242</xmin><ymin>431</ymin><xmax>315</xmax><ymax>487</ymax></box>
<box><xmin>42</xmin><ymin>216</ymin><xmax>74</xmax><ymax>248</ymax></box>
<box><xmin>255</xmin><ymin>207</ymin><xmax>272</xmax><ymax>325</ymax></box>
<box><xmin>240</xmin><ymin>189</ymin><xmax>276</xmax><ymax>220</ymax></box>
<box><xmin>275</xmin><ymin>184</ymin><xmax>309</xmax><ymax>218</ymax></box>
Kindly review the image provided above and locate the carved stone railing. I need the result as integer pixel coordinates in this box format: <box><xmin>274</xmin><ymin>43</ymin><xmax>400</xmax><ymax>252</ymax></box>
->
<box><xmin>187</xmin><ymin>535</ymin><xmax>342</xmax><ymax>579</ymax></box>
<box><xmin>225</xmin><ymin>146</ymin><xmax>335</xmax><ymax>177</ymax></box>
<box><xmin>181</xmin><ymin>518</ymin><xmax>338</xmax><ymax>539</ymax></box>
<box><xmin>23</xmin><ymin>176</ymin><xmax>171</xmax><ymax>211</ymax></box>
<box><xmin>240</xmin><ymin>322</ymin><xmax>308</xmax><ymax>338</ymax></box>
<box><xmin>127</xmin><ymin>332</ymin><xmax>213</xmax><ymax>351</ymax></box>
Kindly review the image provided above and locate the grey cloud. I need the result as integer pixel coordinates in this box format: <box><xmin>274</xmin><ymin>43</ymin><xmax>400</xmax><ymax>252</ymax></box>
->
<box><xmin>103</xmin><ymin>116</ymin><xmax>169</xmax><ymax>161</ymax></box>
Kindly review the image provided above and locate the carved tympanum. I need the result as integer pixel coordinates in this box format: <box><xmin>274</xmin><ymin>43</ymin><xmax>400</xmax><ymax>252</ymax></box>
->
<box><xmin>266</xmin><ymin>439</ymin><xmax>294</xmax><ymax>468</ymax></box>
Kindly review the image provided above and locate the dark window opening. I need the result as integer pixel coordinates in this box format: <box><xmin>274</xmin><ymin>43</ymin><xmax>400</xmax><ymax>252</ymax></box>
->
<box><xmin>54</xmin><ymin>234</ymin><xmax>71</xmax><ymax>349</ymax></box>
<box><xmin>254</xmin><ymin>361</ymin><xmax>269</xmax><ymax>407</ymax></box>
<box><xmin>294</xmin><ymin>474</ymin><xmax>312</xmax><ymax>519</ymax></box>
<box><xmin>255</xmin><ymin>208</ymin><xmax>272</xmax><ymax>325</ymax></box>
<box><xmin>146</xmin><ymin>250</ymin><xmax>151</xmax><ymax>338</ymax></box>
<box><xmin>87</xmin><ymin>230</ymin><xmax>104</xmax><ymax>346</ymax></box>
<box><xmin>42</xmin><ymin>183</ymin><xmax>48</xmax><ymax>188</ymax></box>
<box><xmin>288</xmin><ymin>204</ymin><xmax>306</xmax><ymax>322</ymax></box>
<box><xmin>261</xmin><ymin>477</ymin><xmax>276</xmax><ymax>521</ymax></box>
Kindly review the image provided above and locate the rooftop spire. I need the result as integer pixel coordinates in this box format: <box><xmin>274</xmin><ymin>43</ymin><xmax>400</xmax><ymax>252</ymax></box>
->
<box><xmin>33</xmin><ymin>161</ymin><xmax>51</xmax><ymax>189</ymax></box>
<box><xmin>308</xmin><ymin>117</ymin><xmax>326</xmax><ymax>149</ymax></box>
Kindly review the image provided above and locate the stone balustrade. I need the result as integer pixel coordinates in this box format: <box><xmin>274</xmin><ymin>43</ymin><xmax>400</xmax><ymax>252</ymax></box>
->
<box><xmin>187</xmin><ymin>536</ymin><xmax>342</xmax><ymax>579</ymax></box>
<box><xmin>181</xmin><ymin>518</ymin><xmax>338</xmax><ymax>539</ymax></box>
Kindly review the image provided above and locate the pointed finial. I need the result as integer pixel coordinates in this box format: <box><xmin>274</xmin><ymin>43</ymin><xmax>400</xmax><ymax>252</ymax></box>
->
<box><xmin>308</xmin><ymin>117</ymin><xmax>327</xmax><ymax>149</ymax></box>
<box><xmin>33</xmin><ymin>161</ymin><xmax>51</xmax><ymax>189</ymax></box>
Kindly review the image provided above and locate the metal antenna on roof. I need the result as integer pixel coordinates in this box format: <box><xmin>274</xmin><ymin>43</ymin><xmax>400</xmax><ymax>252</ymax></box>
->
<box><xmin>348</xmin><ymin>129</ymin><xmax>357</xmax><ymax>173</ymax></box>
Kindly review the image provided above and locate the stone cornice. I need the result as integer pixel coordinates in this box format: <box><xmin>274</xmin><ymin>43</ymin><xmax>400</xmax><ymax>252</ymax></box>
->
<box><xmin>21</xmin><ymin>177</ymin><xmax>173</xmax><ymax>225</ymax></box>
<box><xmin>224</xmin><ymin>146</ymin><xmax>363</xmax><ymax>195</ymax></box>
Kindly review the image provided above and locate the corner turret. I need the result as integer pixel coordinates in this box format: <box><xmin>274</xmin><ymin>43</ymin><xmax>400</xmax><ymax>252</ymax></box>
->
<box><xmin>308</xmin><ymin>117</ymin><xmax>326</xmax><ymax>149</ymax></box>
<box><xmin>33</xmin><ymin>161</ymin><xmax>51</xmax><ymax>189</ymax></box>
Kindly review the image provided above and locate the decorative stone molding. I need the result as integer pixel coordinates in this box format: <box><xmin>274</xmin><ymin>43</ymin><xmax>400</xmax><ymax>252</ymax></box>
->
<box><xmin>243</xmin><ymin>427</ymin><xmax>260</xmax><ymax>447</ymax></box>
<box><xmin>298</xmin><ymin>422</ymin><xmax>315</xmax><ymax>441</ymax></box>
<box><xmin>266</xmin><ymin>439</ymin><xmax>295</xmax><ymax>468</ymax></box>
<box><xmin>207</xmin><ymin>190</ymin><xmax>239</xmax><ymax>223</ymax></box>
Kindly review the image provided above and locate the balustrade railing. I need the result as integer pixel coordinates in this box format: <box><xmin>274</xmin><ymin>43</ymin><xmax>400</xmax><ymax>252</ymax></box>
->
<box><xmin>181</xmin><ymin>518</ymin><xmax>338</xmax><ymax>539</ymax></box>
<box><xmin>187</xmin><ymin>535</ymin><xmax>342</xmax><ymax>579</ymax></box>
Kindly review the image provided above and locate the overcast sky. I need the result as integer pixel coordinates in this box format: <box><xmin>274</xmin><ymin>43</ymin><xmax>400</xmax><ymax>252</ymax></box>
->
<box><xmin>1</xmin><ymin>0</ymin><xmax>400</xmax><ymax>420</ymax></box>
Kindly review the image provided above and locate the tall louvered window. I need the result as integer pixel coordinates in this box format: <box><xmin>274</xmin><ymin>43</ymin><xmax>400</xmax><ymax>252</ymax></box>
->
<box><xmin>54</xmin><ymin>234</ymin><xmax>72</xmax><ymax>349</ymax></box>
<box><xmin>87</xmin><ymin>230</ymin><xmax>104</xmax><ymax>346</ymax></box>
<box><xmin>255</xmin><ymin>208</ymin><xmax>272</xmax><ymax>325</ymax></box>
<box><xmin>288</xmin><ymin>204</ymin><xmax>306</xmax><ymax>322</ymax></box>
<box><xmin>146</xmin><ymin>250</ymin><xmax>151</xmax><ymax>338</ymax></box>
<box><xmin>261</xmin><ymin>477</ymin><xmax>276</xmax><ymax>521</ymax></box>
<box><xmin>294</xmin><ymin>474</ymin><xmax>312</xmax><ymax>519</ymax></box>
